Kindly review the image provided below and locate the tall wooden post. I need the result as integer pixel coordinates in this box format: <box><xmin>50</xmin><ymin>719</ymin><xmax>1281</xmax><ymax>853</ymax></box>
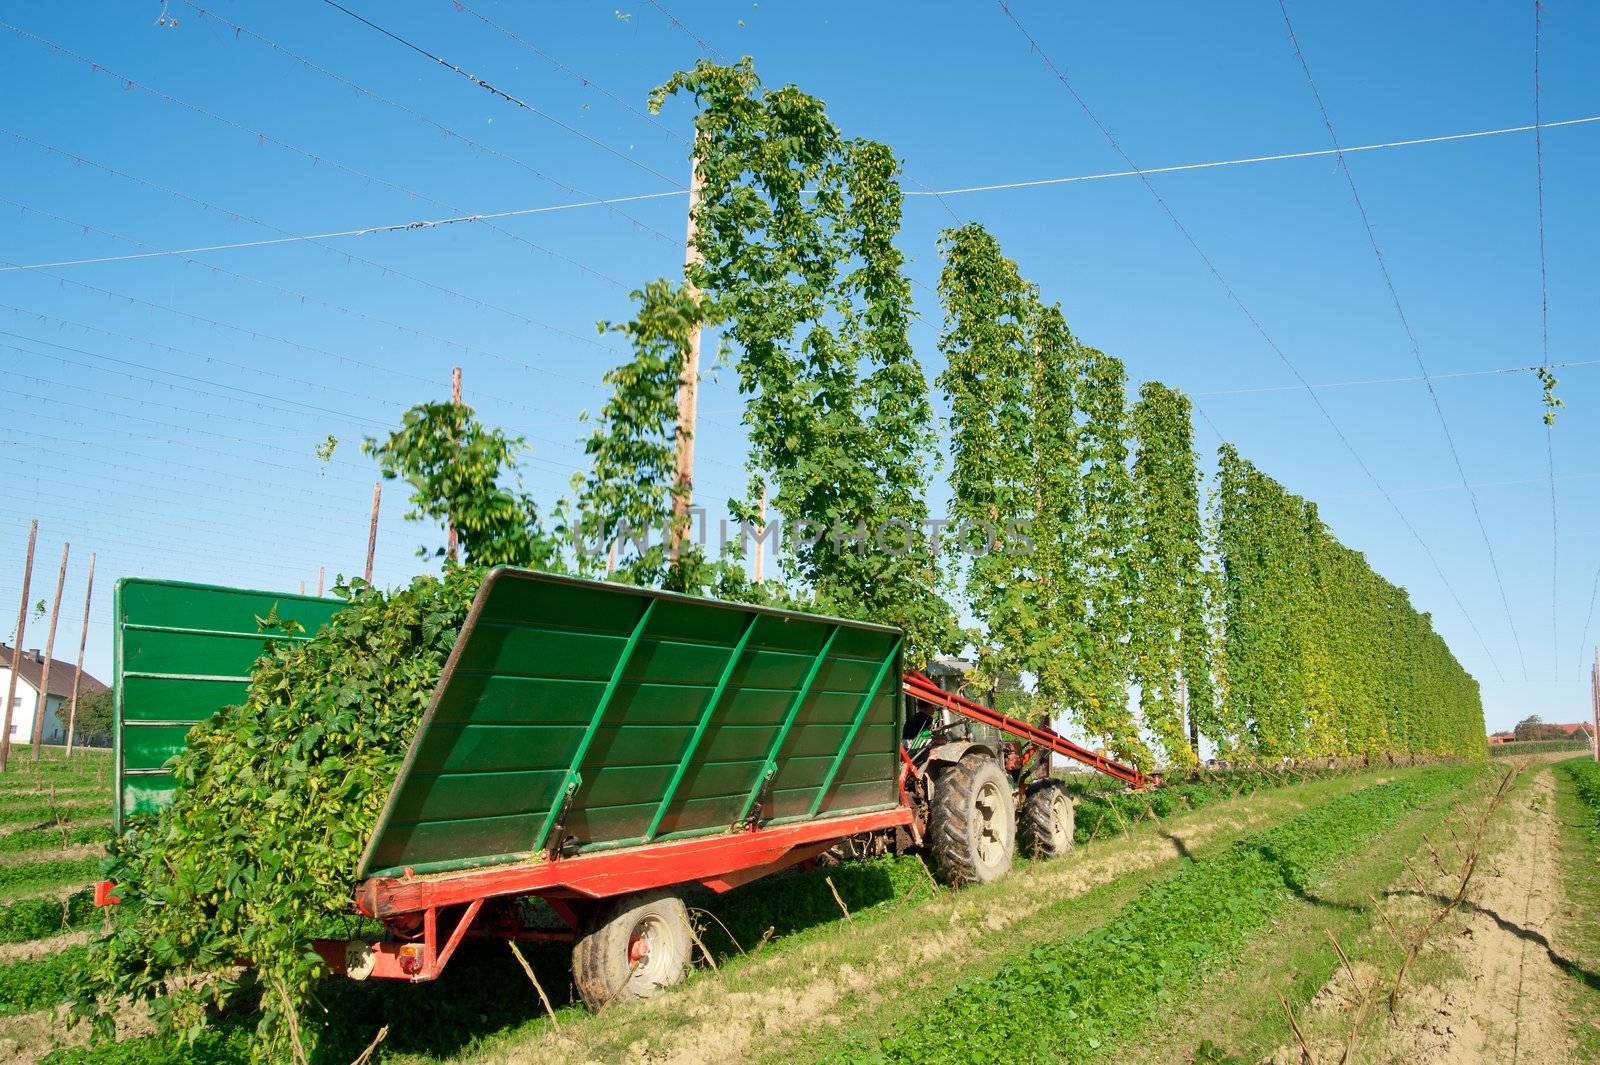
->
<box><xmin>1592</xmin><ymin>645</ymin><xmax>1599</xmax><ymax>763</ymax></box>
<box><xmin>752</xmin><ymin>482</ymin><xmax>766</xmax><ymax>584</ymax></box>
<box><xmin>669</xmin><ymin>144</ymin><xmax>704</xmax><ymax>563</ymax></box>
<box><xmin>30</xmin><ymin>542</ymin><xmax>69</xmax><ymax>759</ymax></box>
<box><xmin>1</xmin><ymin>520</ymin><xmax>39</xmax><ymax>772</ymax></box>
<box><xmin>65</xmin><ymin>552</ymin><xmax>94</xmax><ymax>756</ymax></box>
<box><xmin>365</xmin><ymin>481</ymin><xmax>381</xmax><ymax>585</ymax></box>
<box><xmin>447</xmin><ymin>366</ymin><xmax>462</xmax><ymax>565</ymax></box>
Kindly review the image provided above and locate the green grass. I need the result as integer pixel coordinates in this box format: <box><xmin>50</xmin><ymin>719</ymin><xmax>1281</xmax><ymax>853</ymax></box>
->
<box><xmin>855</xmin><ymin>765</ymin><xmax>1478</xmax><ymax>1064</ymax></box>
<box><xmin>0</xmin><ymin>787</ymin><xmax>108</xmax><ymax>807</ymax></box>
<box><xmin>0</xmin><ymin>856</ymin><xmax>100</xmax><ymax>895</ymax></box>
<box><xmin>0</xmin><ymin>944</ymin><xmax>88</xmax><ymax>1016</ymax></box>
<box><xmin>0</xmin><ymin>802</ymin><xmax>106</xmax><ymax>829</ymax></box>
<box><xmin>0</xmin><ymin>824</ymin><xmax>111</xmax><ymax>854</ymax></box>
<box><xmin>1554</xmin><ymin>758</ymin><xmax>1600</xmax><ymax>1059</ymax></box>
<box><xmin>1491</xmin><ymin>739</ymin><xmax>1590</xmax><ymax>757</ymax></box>
<box><xmin>0</xmin><ymin>888</ymin><xmax>99</xmax><ymax>945</ymax></box>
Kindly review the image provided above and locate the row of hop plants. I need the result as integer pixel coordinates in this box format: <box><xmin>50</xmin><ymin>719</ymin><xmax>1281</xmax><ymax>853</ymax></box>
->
<box><xmin>75</xmin><ymin>56</ymin><xmax>1484</xmax><ymax>1062</ymax></box>
<box><xmin>933</xmin><ymin>224</ymin><xmax>1483</xmax><ymax>771</ymax></box>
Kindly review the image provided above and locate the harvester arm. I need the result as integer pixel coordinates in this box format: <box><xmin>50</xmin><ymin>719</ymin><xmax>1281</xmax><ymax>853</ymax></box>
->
<box><xmin>902</xmin><ymin>671</ymin><xmax>1147</xmax><ymax>789</ymax></box>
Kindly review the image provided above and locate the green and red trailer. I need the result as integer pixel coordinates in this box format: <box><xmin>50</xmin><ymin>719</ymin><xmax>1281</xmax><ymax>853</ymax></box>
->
<box><xmin>102</xmin><ymin>567</ymin><xmax>1145</xmax><ymax>1007</ymax></box>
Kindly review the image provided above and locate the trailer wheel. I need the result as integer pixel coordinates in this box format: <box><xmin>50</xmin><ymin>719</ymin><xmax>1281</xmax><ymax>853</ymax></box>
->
<box><xmin>572</xmin><ymin>889</ymin><xmax>693</xmax><ymax>1010</ymax></box>
<box><xmin>928</xmin><ymin>755</ymin><xmax>1015</xmax><ymax>886</ymax></box>
<box><xmin>1018</xmin><ymin>779</ymin><xmax>1075</xmax><ymax>859</ymax></box>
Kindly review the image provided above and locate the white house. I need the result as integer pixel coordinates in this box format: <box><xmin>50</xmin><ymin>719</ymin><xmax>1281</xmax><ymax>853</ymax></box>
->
<box><xmin>0</xmin><ymin>642</ymin><xmax>108</xmax><ymax>748</ymax></box>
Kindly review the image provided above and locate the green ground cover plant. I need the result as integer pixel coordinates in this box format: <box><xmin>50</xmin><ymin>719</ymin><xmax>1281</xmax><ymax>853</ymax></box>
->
<box><xmin>1559</xmin><ymin>756</ymin><xmax>1600</xmax><ymax>830</ymax></box>
<box><xmin>0</xmin><ymin>887</ymin><xmax>98</xmax><ymax>944</ymax></box>
<box><xmin>858</xmin><ymin>766</ymin><xmax>1476</xmax><ymax>1063</ymax></box>
<box><xmin>0</xmin><ymin>803</ymin><xmax>103</xmax><ymax>829</ymax></box>
<box><xmin>1493</xmin><ymin>738</ymin><xmax>1591</xmax><ymax>757</ymax></box>
<box><xmin>0</xmin><ymin>823</ymin><xmax>110</xmax><ymax>853</ymax></box>
<box><xmin>0</xmin><ymin>856</ymin><xmax>98</xmax><ymax>894</ymax></box>
<box><xmin>1553</xmin><ymin>758</ymin><xmax>1600</xmax><ymax>1058</ymax></box>
<box><xmin>0</xmin><ymin>945</ymin><xmax>89</xmax><ymax>1017</ymax></box>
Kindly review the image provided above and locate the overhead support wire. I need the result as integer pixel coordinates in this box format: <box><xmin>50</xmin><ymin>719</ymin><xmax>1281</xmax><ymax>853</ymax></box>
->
<box><xmin>0</xmin><ymin>194</ymin><xmax>675</xmax><ymax>275</ymax></box>
<box><xmin>995</xmin><ymin>0</ymin><xmax>1505</xmax><ymax>681</ymax></box>
<box><xmin>0</xmin><ymin>19</ymin><xmax>674</xmax><ymax>246</ymax></box>
<box><xmin>438</xmin><ymin>0</ymin><xmax>691</xmax><ymax>146</ymax></box>
<box><xmin>1193</xmin><ymin>357</ymin><xmax>1600</xmax><ymax>397</ymax></box>
<box><xmin>0</xmin><ymin>199</ymin><xmax>625</xmax><ymax>367</ymax></box>
<box><xmin>904</xmin><ymin>115</ymin><xmax>1600</xmax><ymax>197</ymax></box>
<box><xmin>643</xmin><ymin>0</ymin><xmax>729</xmax><ymax>62</ymax></box>
<box><xmin>172</xmin><ymin>3</ymin><xmax>672</xmax><ymax>252</ymax></box>
<box><xmin>1276</xmin><ymin>0</ymin><xmax>1528</xmax><ymax>679</ymax></box>
<box><xmin>317</xmin><ymin>0</ymin><xmax>685</xmax><ymax>188</ymax></box>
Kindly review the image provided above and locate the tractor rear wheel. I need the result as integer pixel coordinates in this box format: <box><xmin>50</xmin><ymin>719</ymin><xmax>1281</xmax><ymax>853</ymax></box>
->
<box><xmin>928</xmin><ymin>754</ymin><xmax>1015</xmax><ymax>886</ymax></box>
<box><xmin>572</xmin><ymin>888</ymin><xmax>693</xmax><ymax>1010</ymax></box>
<box><xmin>1018</xmin><ymin>779</ymin><xmax>1075</xmax><ymax>859</ymax></box>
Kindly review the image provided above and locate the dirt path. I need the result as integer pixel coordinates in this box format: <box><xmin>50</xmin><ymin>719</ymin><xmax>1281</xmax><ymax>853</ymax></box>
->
<box><xmin>0</xmin><ymin>928</ymin><xmax>91</xmax><ymax>965</ymax></box>
<box><xmin>1367</xmin><ymin>767</ymin><xmax>1572</xmax><ymax>1064</ymax></box>
<box><xmin>0</xmin><ymin>842</ymin><xmax>105</xmax><ymax>867</ymax></box>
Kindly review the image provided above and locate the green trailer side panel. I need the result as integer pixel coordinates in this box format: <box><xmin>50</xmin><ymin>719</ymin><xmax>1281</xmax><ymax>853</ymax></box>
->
<box><xmin>359</xmin><ymin>568</ymin><xmax>903</xmax><ymax>879</ymax></box>
<box><xmin>113</xmin><ymin>578</ymin><xmax>344</xmax><ymax>830</ymax></box>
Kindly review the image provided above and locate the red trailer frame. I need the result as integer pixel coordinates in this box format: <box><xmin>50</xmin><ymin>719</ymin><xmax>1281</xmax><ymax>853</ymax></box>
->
<box><xmin>318</xmin><ymin>806</ymin><xmax>910</xmax><ymax>982</ymax></box>
<box><xmin>316</xmin><ymin>672</ymin><xmax>1145</xmax><ymax>984</ymax></box>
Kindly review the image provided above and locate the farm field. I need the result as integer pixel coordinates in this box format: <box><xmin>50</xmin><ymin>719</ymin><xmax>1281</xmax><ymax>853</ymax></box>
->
<box><xmin>7</xmin><ymin>754</ymin><xmax>1595</xmax><ymax>1063</ymax></box>
<box><xmin>0</xmin><ymin>748</ymin><xmax>113</xmax><ymax>1062</ymax></box>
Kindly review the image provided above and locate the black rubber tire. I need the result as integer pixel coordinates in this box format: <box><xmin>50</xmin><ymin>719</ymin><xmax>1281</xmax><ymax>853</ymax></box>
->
<box><xmin>571</xmin><ymin>888</ymin><xmax>693</xmax><ymax>1010</ymax></box>
<box><xmin>1018</xmin><ymin>778</ymin><xmax>1075</xmax><ymax>859</ymax></box>
<box><xmin>927</xmin><ymin>754</ymin><xmax>1015</xmax><ymax>887</ymax></box>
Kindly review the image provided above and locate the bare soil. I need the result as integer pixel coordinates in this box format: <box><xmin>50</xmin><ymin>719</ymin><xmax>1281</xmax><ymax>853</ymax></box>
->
<box><xmin>1273</xmin><ymin>765</ymin><xmax>1575</xmax><ymax>1064</ymax></box>
<box><xmin>1371</xmin><ymin>768</ymin><xmax>1571</xmax><ymax>1064</ymax></box>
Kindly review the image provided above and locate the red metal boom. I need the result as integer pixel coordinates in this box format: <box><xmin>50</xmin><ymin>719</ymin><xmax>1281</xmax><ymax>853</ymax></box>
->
<box><xmin>902</xmin><ymin>671</ymin><xmax>1147</xmax><ymax>789</ymax></box>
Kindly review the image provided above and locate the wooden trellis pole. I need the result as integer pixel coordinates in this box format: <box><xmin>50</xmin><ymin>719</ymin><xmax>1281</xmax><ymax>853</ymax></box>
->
<box><xmin>29</xmin><ymin>541</ymin><xmax>69</xmax><ymax>760</ymax></box>
<box><xmin>365</xmin><ymin>481</ymin><xmax>381</xmax><ymax>584</ymax></box>
<box><xmin>669</xmin><ymin>143</ymin><xmax>704</xmax><ymax>563</ymax></box>
<box><xmin>447</xmin><ymin>367</ymin><xmax>462</xmax><ymax>565</ymax></box>
<box><xmin>1</xmin><ymin>519</ymin><xmax>39</xmax><ymax>772</ymax></box>
<box><xmin>65</xmin><ymin>552</ymin><xmax>94</xmax><ymax>756</ymax></box>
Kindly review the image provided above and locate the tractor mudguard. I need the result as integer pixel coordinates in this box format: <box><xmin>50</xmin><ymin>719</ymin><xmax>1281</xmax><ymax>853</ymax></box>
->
<box><xmin>924</xmin><ymin>740</ymin><xmax>1000</xmax><ymax>769</ymax></box>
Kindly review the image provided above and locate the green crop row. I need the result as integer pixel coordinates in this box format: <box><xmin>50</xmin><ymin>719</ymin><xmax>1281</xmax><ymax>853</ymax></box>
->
<box><xmin>0</xmin><ymin>787</ymin><xmax>108</xmax><ymax>806</ymax></box>
<box><xmin>1559</xmin><ymin>758</ymin><xmax>1600</xmax><ymax>822</ymax></box>
<box><xmin>857</xmin><ymin>766</ymin><xmax>1477</xmax><ymax>1064</ymax></box>
<box><xmin>0</xmin><ymin>802</ymin><xmax>104</xmax><ymax>829</ymax></box>
<box><xmin>0</xmin><ymin>944</ymin><xmax>89</xmax><ymax>1017</ymax></box>
<box><xmin>0</xmin><ymin>824</ymin><xmax>111</xmax><ymax>854</ymax></box>
<box><xmin>0</xmin><ymin>888</ymin><xmax>99</xmax><ymax>945</ymax></box>
<box><xmin>44</xmin><ymin>1028</ymin><xmax>252</xmax><ymax>1065</ymax></box>
<box><xmin>0</xmin><ymin>856</ymin><xmax>100</xmax><ymax>895</ymax></box>
<box><xmin>1070</xmin><ymin>766</ymin><xmax>1337</xmax><ymax>844</ymax></box>
<box><xmin>1491</xmin><ymin>739</ymin><xmax>1591</xmax><ymax>757</ymax></box>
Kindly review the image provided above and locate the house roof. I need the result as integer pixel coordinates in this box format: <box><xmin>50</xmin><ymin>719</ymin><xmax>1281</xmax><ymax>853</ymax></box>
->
<box><xmin>1549</xmin><ymin>722</ymin><xmax>1594</xmax><ymax>735</ymax></box>
<box><xmin>0</xmin><ymin>643</ymin><xmax>107</xmax><ymax>699</ymax></box>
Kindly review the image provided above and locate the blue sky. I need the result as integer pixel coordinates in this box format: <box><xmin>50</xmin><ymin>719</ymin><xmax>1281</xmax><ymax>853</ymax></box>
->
<box><xmin>0</xmin><ymin>1</ymin><xmax>1595</xmax><ymax>734</ymax></box>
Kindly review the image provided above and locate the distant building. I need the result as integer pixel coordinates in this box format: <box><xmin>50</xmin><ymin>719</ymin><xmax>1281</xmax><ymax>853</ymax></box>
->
<box><xmin>0</xmin><ymin>643</ymin><xmax>108</xmax><ymax>748</ymax></box>
<box><xmin>1487</xmin><ymin>723</ymin><xmax>1594</xmax><ymax>746</ymax></box>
